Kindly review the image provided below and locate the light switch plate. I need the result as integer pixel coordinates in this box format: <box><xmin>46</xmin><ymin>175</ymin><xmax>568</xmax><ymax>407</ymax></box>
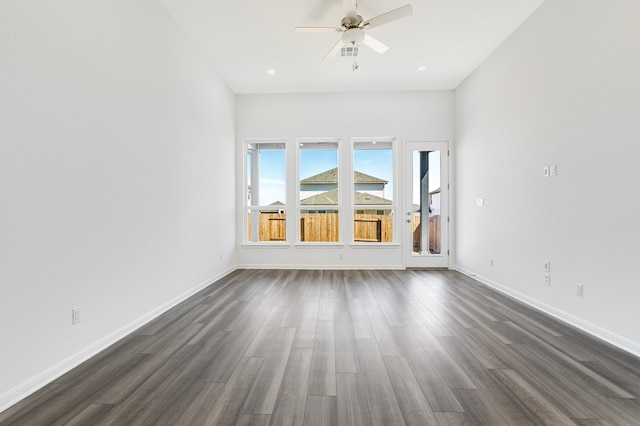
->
<box><xmin>72</xmin><ymin>307</ymin><xmax>81</xmax><ymax>325</ymax></box>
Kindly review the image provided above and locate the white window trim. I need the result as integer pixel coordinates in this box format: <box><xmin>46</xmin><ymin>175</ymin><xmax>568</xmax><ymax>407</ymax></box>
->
<box><xmin>241</xmin><ymin>136</ymin><xmax>401</xmax><ymax>248</ymax></box>
<box><xmin>297</xmin><ymin>137</ymin><xmax>342</xmax><ymax>244</ymax></box>
<box><xmin>244</xmin><ymin>138</ymin><xmax>288</xmax><ymax>244</ymax></box>
<box><xmin>351</xmin><ymin>137</ymin><xmax>398</xmax><ymax>244</ymax></box>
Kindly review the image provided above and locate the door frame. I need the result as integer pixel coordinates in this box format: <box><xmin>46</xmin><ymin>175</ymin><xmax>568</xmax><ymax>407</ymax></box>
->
<box><xmin>403</xmin><ymin>141</ymin><xmax>449</xmax><ymax>269</ymax></box>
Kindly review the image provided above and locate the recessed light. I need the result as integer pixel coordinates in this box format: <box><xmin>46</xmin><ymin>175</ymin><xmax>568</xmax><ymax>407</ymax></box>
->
<box><xmin>417</xmin><ymin>65</ymin><xmax>427</xmax><ymax>71</ymax></box>
<box><xmin>266</xmin><ymin>69</ymin><xmax>276</xmax><ymax>75</ymax></box>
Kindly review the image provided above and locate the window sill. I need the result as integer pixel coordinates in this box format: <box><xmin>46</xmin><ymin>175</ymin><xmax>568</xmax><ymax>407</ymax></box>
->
<box><xmin>241</xmin><ymin>243</ymin><xmax>290</xmax><ymax>248</ymax></box>
<box><xmin>349</xmin><ymin>243</ymin><xmax>401</xmax><ymax>248</ymax></box>
<box><xmin>240</xmin><ymin>243</ymin><xmax>400</xmax><ymax>249</ymax></box>
<box><xmin>294</xmin><ymin>243</ymin><xmax>345</xmax><ymax>248</ymax></box>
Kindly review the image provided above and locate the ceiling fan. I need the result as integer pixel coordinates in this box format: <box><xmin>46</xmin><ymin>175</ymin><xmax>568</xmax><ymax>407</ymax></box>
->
<box><xmin>296</xmin><ymin>0</ymin><xmax>413</xmax><ymax>61</ymax></box>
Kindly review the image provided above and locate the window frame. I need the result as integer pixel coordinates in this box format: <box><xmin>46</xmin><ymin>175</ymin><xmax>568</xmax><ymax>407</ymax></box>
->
<box><xmin>296</xmin><ymin>138</ymin><xmax>342</xmax><ymax>245</ymax></box>
<box><xmin>243</xmin><ymin>138</ymin><xmax>288</xmax><ymax>245</ymax></box>
<box><xmin>351</xmin><ymin>137</ymin><xmax>398</xmax><ymax>245</ymax></box>
<box><xmin>241</xmin><ymin>136</ymin><xmax>400</xmax><ymax>248</ymax></box>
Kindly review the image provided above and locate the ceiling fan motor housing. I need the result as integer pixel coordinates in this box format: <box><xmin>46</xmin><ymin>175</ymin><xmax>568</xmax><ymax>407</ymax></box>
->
<box><xmin>340</xmin><ymin>15</ymin><xmax>363</xmax><ymax>29</ymax></box>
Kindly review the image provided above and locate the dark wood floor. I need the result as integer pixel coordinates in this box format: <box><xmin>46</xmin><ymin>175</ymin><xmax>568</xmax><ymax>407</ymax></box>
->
<box><xmin>2</xmin><ymin>269</ymin><xmax>639</xmax><ymax>425</ymax></box>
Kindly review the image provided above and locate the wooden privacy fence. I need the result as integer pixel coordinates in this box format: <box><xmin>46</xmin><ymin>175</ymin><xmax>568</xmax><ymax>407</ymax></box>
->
<box><xmin>248</xmin><ymin>213</ymin><xmax>286</xmax><ymax>242</ymax></box>
<box><xmin>249</xmin><ymin>212</ymin><xmax>393</xmax><ymax>242</ymax></box>
<box><xmin>412</xmin><ymin>214</ymin><xmax>441</xmax><ymax>254</ymax></box>
<box><xmin>300</xmin><ymin>213</ymin><xmax>339</xmax><ymax>242</ymax></box>
<box><xmin>353</xmin><ymin>214</ymin><xmax>393</xmax><ymax>242</ymax></box>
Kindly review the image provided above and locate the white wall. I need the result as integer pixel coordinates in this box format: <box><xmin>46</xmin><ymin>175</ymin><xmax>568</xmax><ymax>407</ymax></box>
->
<box><xmin>454</xmin><ymin>0</ymin><xmax>640</xmax><ymax>354</ymax></box>
<box><xmin>0</xmin><ymin>0</ymin><xmax>236</xmax><ymax>409</ymax></box>
<box><xmin>236</xmin><ymin>91</ymin><xmax>454</xmax><ymax>269</ymax></box>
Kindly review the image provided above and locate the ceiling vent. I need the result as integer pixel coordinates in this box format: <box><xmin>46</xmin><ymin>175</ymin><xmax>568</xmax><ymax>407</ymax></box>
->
<box><xmin>341</xmin><ymin>46</ymin><xmax>359</xmax><ymax>57</ymax></box>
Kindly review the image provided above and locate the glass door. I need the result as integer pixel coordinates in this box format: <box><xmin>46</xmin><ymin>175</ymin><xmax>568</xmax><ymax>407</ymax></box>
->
<box><xmin>404</xmin><ymin>141</ymin><xmax>449</xmax><ymax>268</ymax></box>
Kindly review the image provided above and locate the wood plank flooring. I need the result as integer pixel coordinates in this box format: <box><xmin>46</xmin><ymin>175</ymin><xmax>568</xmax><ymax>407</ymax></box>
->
<box><xmin>1</xmin><ymin>269</ymin><xmax>639</xmax><ymax>425</ymax></box>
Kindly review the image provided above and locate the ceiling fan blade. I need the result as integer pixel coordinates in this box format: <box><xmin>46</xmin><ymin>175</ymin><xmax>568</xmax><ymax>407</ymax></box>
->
<box><xmin>362</xmin><ymin>4</ymin><xmax>413</xmax><ymax>29</ymax></box>
<box><xmin>295</xmin><ymin>26</ymin><xmax>342</xmax><ymax>33</ymax></box>
<box><xmin>343</xmin><ymin>0</ymin><xmax>358</xmax><ymax>18</ymax></box>
<box><xmin>362</xmin><ymin>33</ymin><xmax>388</xmax><ymax>54</ymax></box>
<box><xmin>324</xmin><ymin>39</ymin><xmax>344</xmax><ymax>60</ymax></box>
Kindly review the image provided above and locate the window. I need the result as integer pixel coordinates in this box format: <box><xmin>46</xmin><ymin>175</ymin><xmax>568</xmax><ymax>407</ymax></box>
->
<box><xmin>246</xmin><ymin>141</ymin><xmax>286</xmax><ymax>243</ymax></box>
<box><xmin>411</xmin><ymin>150</ymin><xmax>441</xmax><ymax>254</ymax></box>
<box><xmin>353</xmin><ymin>140</ymin><xmax>395</xmax><ymax>243</ymax></box>
<box><xmin>298</xmin><ymin>140</ymin><xmax>339</xmax><ymax>242</ymax></box>
<box><xmin>243</xmin><ymin>137</ymin><xmax>397</xmax><ymax>246</ymax></box>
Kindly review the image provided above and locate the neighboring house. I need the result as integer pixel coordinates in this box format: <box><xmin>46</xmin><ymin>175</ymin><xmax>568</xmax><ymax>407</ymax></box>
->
<box><xmin>264</xmin><ymin>201</ymin><xmax>285</xmax><ymax>214</ymax></box>
<box><xmin>411</xmin><ymin>187</ymin><xmax>441</xmax><ymax>215</ymax></box>
<box><xmin>430</xmin><ymin>187</ymin><xmax>441</xmax><ymax>215</ymax></box>
<box><xmin>300</xmin><ymin>168</ymin><xmax>389</xmax><ymax>199</ymax></box>
<box><xmin>300</xmin><ymin>188</ymin><xmax>392</xmax><ymax>207</ymax></box>
<box><xmin>300</xmin><ymin>168</ymin><xmax>391</xmax><ymax>211</ymax></box>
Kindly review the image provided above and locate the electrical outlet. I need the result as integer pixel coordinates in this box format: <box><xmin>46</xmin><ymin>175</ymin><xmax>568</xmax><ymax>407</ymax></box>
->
<box><xmin>550</xmin><ymin>165</ymin><xmax>557</xmax><ymax>177</ymax></box>
<box><xmin>544</xmin><ymin>260</ymin><xmax>551</xmax><ymax>272</ymax></box>
<box><xmin>489</xmin><ymin>258</ymin><xmax>494</xmax><ymax>268</ymax></box>
<box><xmin>72</xmin><ymin>307</ymin><xmax>81</xmax><ymax>325</ymax></box>
<box><xmin>543</xmin><ymin>166</ymin><xmax>550</xmax><ymax>177</ymax></box>
<box><xmin>576</xmin><ymin>283</ymin><xmax>584</xmax><ymax>297</ymax></box>
<box><xmin>544</xmin><ymin>274</ymin><xmax>551</xmax><ymax>286</ymax></box>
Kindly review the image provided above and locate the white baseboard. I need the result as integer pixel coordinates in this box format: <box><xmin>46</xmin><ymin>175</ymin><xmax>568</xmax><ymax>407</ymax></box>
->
<box><xmin>0</xmin><ymin>266</ymin><xmax>236</xmax><ymax>414</ymax></box>
<box><xmin>237</xmin><ymin>263</ymin><xmax>405</xmax><ymax>270</ymax></box>
<box><xmin>451</xmin><ymin>264</ymin><xmax>640</xmax><ymax>358</ymax></box>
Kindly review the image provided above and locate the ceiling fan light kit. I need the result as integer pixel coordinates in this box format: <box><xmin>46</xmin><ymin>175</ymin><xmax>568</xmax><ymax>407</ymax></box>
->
<box><xmin>296</xmin><ymin>0</ymin><xmax>413</xmax><ymax>68</ymax></box>
<box><xmin>342</xmin><ymin>28</ymin><xmax>365</xmax><ymax>46</ymax></box>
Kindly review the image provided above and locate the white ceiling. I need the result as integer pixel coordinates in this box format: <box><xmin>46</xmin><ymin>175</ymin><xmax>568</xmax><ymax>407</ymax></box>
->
<box><xmin>160</xmin><ymin>0</ymin><xmax>545</xmax><ymax>94</ymax></box>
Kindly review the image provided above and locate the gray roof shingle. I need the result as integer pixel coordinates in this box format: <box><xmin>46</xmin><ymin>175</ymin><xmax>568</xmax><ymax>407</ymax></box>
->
<box><xmin>300</xmin><ymin>168</ymin><xmax>388</xmax><ymax>185</ymax></box>
<box><xmin>300</xmin><ymin>188</ymin><xmax>392</xmax><ymax>205</ymax></box>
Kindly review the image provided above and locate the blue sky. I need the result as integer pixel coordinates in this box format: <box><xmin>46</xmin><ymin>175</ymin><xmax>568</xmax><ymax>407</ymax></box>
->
<box><xmin>299</xmin><ymin>149</ymin><xmax>338</xmax><ymax>180</ymax></box>
<box><xmin>248</xmin><ymin>149</ymin><xmax>286</xmax><ymax>206</ymax></box>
